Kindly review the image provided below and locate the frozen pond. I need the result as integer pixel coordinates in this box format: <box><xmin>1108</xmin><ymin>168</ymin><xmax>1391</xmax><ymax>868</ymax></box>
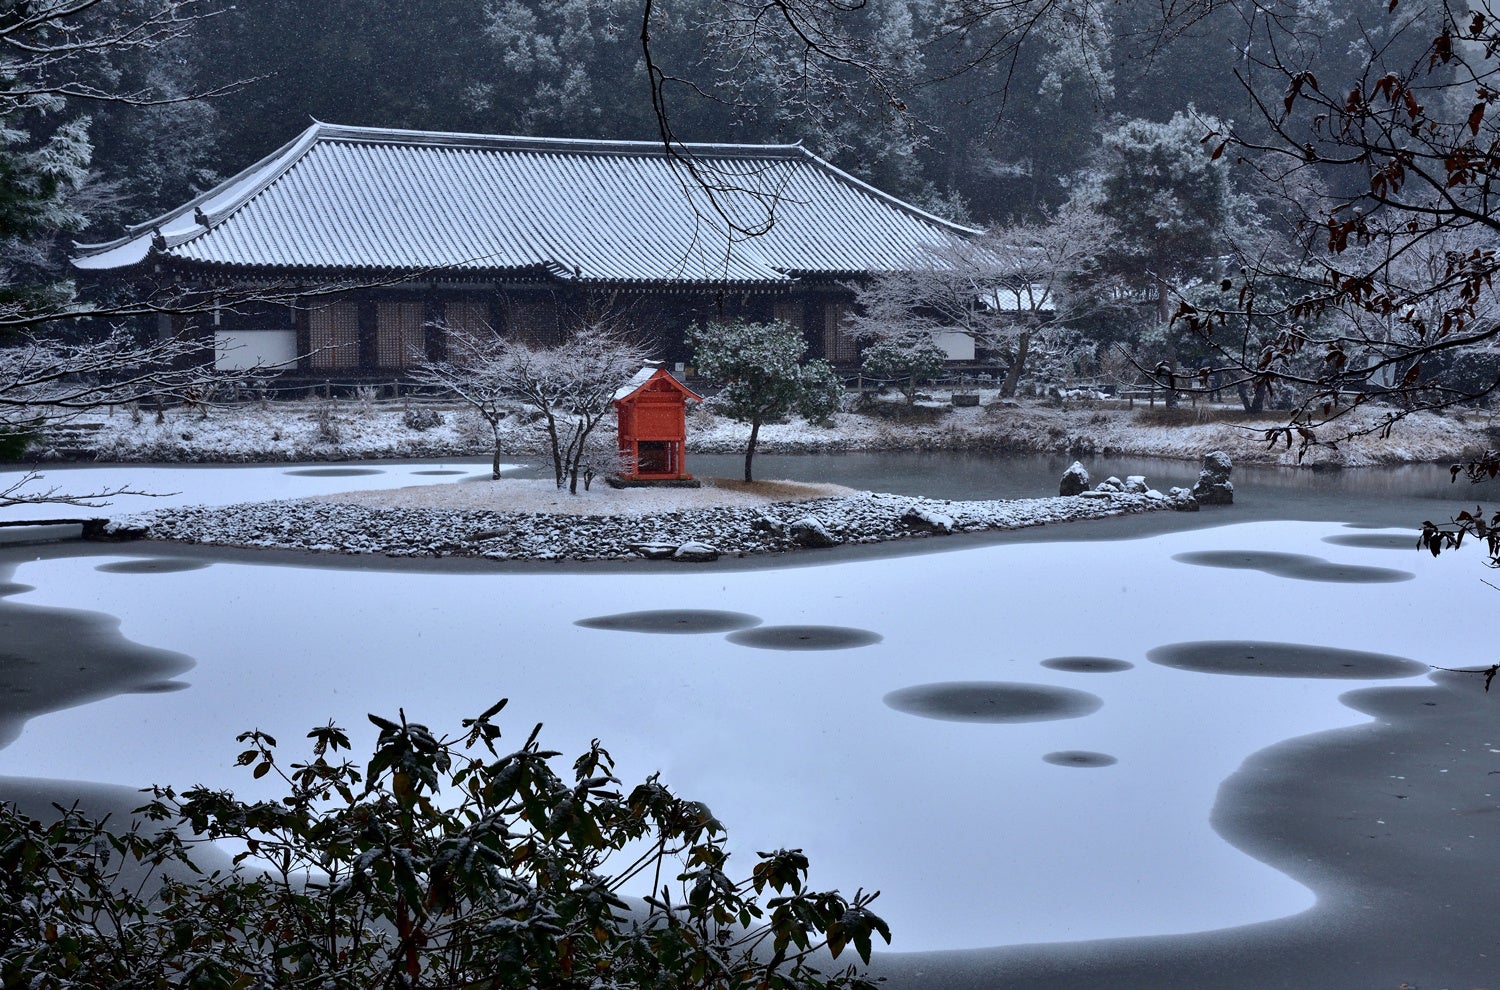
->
<box><xmin>0</xmin><ymin>454</ymin><xmax>1491</xmax><ymax>954</ymax></box>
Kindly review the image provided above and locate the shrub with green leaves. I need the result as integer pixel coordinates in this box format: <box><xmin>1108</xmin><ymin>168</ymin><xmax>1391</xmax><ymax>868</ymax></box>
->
<box><xmin>0</xmin><ymin>700</ymin><xmax>888</xmax><ymax>990</ymax></box>
<box><xmin>687</xmin><ymin>320</ymin><xmax>845</xmax><ymax>482</ymax></box>
<box><xmin>0</xmin><ymin>424</ymin><xmax>35</xmax><ymax>461</ymax></box>
<box><xmin>860</xmin><ymin>335</ymin><xmax>948</xmax><ymax>407</ymax></box>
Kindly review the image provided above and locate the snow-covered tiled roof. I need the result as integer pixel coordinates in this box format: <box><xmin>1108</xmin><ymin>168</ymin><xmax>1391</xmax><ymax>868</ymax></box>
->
<box><xmin>74</xmin><ymin>122</ymin><xmax>978</xmax><ymax>285</ymax></box>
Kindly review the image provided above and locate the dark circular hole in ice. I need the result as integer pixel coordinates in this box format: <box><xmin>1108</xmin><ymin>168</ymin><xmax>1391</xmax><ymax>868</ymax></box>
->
<box><xmin>411</xmin><ymin>469</ymin><xmax>467</xmax><ymax>476</ymax></box>
<box><xmin>1041</xmin><ymin>656</ymin><xmax>1134</xmax><ymax>674</ymax></box>
<box><xmin>883</xmin><ymin>681</ymin><xmax>1102</xmax><ymax>723</ymax></box>
<box><xmin>727</xmin><ymin>625</ymin><xmax>882</xmax><ymax>651</ymax></box>
<box><xmin>0</xmin><ymin>581</ymin><xmax>34</xmax><ymax>598</ymax></box>
<box><xmin>128</xmin><ymin>680</ymin><xmax>190</xmax><ymax>694</ymax></box>
<box><xmin>1321</xmin><ymin>533</ymin><xmax>1419</xmax><ymax>551</ymax></box>
<box><xmin>1172</xmin><ymin>549</ymin><xmax>1413</xmax><ymax>584</ymax></box>
<box><xmin>1174</xmin><ymin>549</ymin><xmax>1313</xmax><ymax>571</ymax></box>
<box><xmin>1043</xmin><ymin>750</ymin><xmax>1118</xmax><ymax>768</ymax></box>
<box><xmin>283</xmin><ymin>467</ymin><xmax>384</xmax><ymax>477</ymax></box>
<box><xmin>1147</xmin><ymin>640</ymin><xmax>1426</xmax><ymax>679</ymax></box>
<box><xmin>575</xmin><ymin>609</ymin><xmax>762</xmax><ymax>635</ymax></box>
<box><xmin>95</xmin><ymin>558</ymin><xmax>211</xmax><ymax>575</ymax></box>
<box><xmin>1294</xmin><ymin>562</ymin><xmax>1414</xmax><ymax>583</ymax></box>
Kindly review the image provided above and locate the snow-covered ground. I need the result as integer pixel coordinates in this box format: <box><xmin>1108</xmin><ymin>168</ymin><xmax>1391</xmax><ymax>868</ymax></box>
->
<box><xmin>28</xmin><ymin>391</ymin><xmax>1491</xmax><ymax>468</ymax></box>
<box><xmin>0</xmin><ymin>513</ymin><xmax>1467</xmax><ymax>951</ymax></box>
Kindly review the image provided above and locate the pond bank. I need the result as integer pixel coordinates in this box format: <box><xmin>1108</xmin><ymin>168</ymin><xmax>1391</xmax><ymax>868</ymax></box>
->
<box><xmin>26</xmin><ymin>394</ymin><xmax>1490</xmax><ymax>469</ymax></box>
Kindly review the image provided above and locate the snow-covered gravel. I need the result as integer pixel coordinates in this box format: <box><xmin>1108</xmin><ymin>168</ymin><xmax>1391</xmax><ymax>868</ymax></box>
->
<box><xmin>305</xmin><ymin>476</ymin><xmax>858</xmax><ymax>515</ymax></box>
<box><xmin>125</xmin><ymin>478</ymin><xmax>1178</xmax><ymax>561</ymax></box>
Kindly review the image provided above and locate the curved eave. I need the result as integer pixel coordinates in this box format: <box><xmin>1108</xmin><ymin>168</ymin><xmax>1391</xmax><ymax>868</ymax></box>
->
<box><xmin>122</xmin><ymin>256</ymin><xmax>798</xmax><ymax>291</ymax></box>
<box><xmin>73</xmin><ymin>123</ymin><xmax>326</xmax><ymax>263</ymax></box>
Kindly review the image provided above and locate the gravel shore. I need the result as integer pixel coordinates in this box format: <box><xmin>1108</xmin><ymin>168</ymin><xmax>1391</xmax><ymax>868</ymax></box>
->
<box><xmin>124</xmin><ymin>477</ymin><xmax>1180</xmax><ymax>561</ymax></box>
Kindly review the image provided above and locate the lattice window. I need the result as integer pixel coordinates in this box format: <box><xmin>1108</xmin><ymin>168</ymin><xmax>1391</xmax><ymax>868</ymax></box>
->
<box><xmin>308</xmin><ymin>301</ymin><xmax>360</xmax><ymax>369</ymax></box>
<box><xmin>823</xmin><ymin>301</ymin><xmax>858</xmax><ymax>363</ymax></box>
<box><xmin>442</xmin><ymin>297</ymin><xmax>492</xmax><ymax>337</ymax></box>
<box><xmin>773</xmin><ymin>297</ymin><xmax>804</xmax><ymax>330</ymax></box>
<box><xmin>376</xmin><ymin>300</ymin><xmax>425</xmax><ymax>368</ymax></box>
<box><xmin>508</xmin><ymin>298</ymin><xmax>562</xmax><ymax>346</ymax></box>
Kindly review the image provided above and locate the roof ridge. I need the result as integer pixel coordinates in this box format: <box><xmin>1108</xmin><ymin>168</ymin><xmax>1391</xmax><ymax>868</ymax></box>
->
<box><xmin>310</xmin><ymin>121</ymin><xmax>809</xmax><ymax>160</ymax></box>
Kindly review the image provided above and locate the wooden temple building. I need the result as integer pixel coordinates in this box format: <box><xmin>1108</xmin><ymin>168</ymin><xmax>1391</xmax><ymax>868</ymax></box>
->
<box><xmin>72</xmin><ymin>122</ymin><xmax>979</xmax><ymax>376</ymax></box>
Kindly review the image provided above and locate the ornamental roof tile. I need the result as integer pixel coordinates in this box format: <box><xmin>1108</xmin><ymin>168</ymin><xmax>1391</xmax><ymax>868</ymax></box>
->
<box><xmin>74</xmin><ymin>122</ymin><xmax>977</xmax><ymax>285</ymax></box>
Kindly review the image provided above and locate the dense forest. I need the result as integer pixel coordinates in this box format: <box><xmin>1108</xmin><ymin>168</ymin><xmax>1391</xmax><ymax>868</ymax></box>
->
<box><xmin>11</xmin><ymin>0</ymin><xmax>1498</xmax><ymax>439</ymax></box>
<box><xmin>67</xmin><ymin>0</ymin><xmax>1432</xmax><ymax>236</ymax></box>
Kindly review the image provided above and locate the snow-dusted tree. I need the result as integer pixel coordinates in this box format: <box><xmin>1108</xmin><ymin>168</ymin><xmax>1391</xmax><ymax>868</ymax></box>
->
<box><xmin>1073</xmin><ymin>111</ymin><xmax>1256</xmax><ymax>324</ymax></box>
<box><xmin>0</xmin><ymin>0</ymin><xmax>253</xmax><ymax>511</ymax></box>
<box><xmin>859</xmin><ymin>334</ymin><xmax>946</xmax><ymax>406</ymax></box>
<box><xmin>849</xmin><ymin>208</ymin><xmax>1116</xmax><ymax>398</ymax></box>
<box><xmin>1067</xmin><ymin>110</ymin><xmax>1259</xmax><ymax>405</ymax></box>
<box><xmin>409</xmin><ymin>326</ymin><xmax>515</xmax><ymax>481</ymax></box>
<box><xmin>687</xmin><ymin>320</ymin><xmax>842</xmax><ymax>482</ymax></box>
<box><xmin>502</xmin><ymin>323</ymin><xmax>653</xmax><ymax>494</ymax></box>
<box><xmin>412</xmin><ymin>322</ymin><xmax>649</xmax><ymax>492</ymax></box>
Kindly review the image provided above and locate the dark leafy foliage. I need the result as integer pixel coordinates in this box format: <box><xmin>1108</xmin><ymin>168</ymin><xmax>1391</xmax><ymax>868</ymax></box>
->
<box><xmin>0</xmin><ymin>701</ymin><xmax>888</xmax><ymax>989</ymax></box>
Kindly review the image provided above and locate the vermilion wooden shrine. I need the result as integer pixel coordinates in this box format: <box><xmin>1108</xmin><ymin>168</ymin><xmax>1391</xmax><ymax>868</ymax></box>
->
<box><xmin>613</xmin><ymin>368</ymin><xmax>702</xmax><ymax>483</ymax></box>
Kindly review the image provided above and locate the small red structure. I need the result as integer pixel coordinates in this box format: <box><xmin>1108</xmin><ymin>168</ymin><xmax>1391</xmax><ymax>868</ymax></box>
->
<box><xmin>613</xmin><ymin>368</ymin><xmax>702</xmax><ymax>482</ymax></box>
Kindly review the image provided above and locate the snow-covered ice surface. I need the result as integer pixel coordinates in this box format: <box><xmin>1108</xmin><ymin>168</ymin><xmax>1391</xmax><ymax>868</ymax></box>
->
<box><xmin>0</xmin><ymin>460</ymin><xmax>506</xmax><ymax>521</ymax></box>
<box><xmin>0</xmin><ymin>504</ymin><xmax>1472</xmax><ymax>952</ymax></box>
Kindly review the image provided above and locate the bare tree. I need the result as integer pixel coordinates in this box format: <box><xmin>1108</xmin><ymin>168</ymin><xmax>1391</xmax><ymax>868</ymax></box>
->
<box><xmin>503</xmin><ymin>324</ymin><xmax>654</xmax><ymax>494</ymax></box>
<box><xmin>409</xmin><ymin>326</ymin><xmax>516</xmax><ymax>481</ymax></box>
<box><xmin>849</xmin><ymin>208</ymin><xmax>1117</xmax><ymax>397</ymax></box>
<box><xmin>1171</xmin><ymin>1</ymin><xmax>1500</xmax><ymax>454</ymax></box>
<box><xmin>413</xmin><ymin>323</ymin><xmax>651</xmax><ymax>493</ymax></box>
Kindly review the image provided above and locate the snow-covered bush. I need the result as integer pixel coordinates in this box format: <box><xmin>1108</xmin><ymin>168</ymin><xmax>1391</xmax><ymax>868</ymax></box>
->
<box><xmin>402</xmin><ymin>405</ymin><xmax>443</xmax><ymax>431</ymax></box>
<box><xmin>314</xmin><ymin>401</ymin><xmax>342</xmax><ymax>444</ymax></box>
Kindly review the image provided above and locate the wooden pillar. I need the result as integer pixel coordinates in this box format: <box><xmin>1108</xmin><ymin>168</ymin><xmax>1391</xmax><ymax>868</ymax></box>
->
<box><xmin>295</xmin><ymin>298</ymin><xmax>311</xmax><ymax>373</ymax></box>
